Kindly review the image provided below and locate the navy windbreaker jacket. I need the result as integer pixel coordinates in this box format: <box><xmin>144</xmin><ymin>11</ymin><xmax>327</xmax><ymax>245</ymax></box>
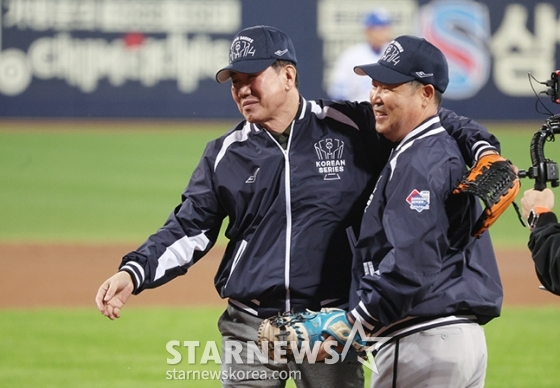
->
<box><xmin>348</xmin><ymin>116</ymin><xmax>502</xmax><ymax>333</ymax></box>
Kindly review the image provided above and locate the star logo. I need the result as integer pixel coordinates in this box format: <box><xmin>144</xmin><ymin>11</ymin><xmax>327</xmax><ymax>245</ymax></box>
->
<box><xmin>339</xmin><ymin>320</ymin><xmax>390</xmax><ymax>375</ymax></box>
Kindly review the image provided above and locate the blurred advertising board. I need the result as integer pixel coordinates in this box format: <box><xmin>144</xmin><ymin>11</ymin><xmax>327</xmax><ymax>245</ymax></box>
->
<box><xmin>0</xmin><ymin>0</ymin><xmax>558</xmax><ymax>119</ymax></box>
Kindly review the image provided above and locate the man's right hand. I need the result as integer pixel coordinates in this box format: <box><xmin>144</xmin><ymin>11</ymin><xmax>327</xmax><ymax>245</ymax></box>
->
<box><xmin>95</xmin><ymin>271</ymin><xmax>134</xmax><ymax>320</ymax></box>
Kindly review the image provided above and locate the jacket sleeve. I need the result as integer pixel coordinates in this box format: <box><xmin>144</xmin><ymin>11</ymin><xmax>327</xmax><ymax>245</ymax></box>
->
<box><xmin>119</xmin><ymin>141</ymin><xmax>227</xmax><ymax>294</ymax></box>
<box><xmin>438</xmin><ymin>107</ymin><xmax>501</xmax><ymax>166</ymax></box>
<box><xmin>528</xmin><ymin>212</ymin><xmax>560</xmax><ymax>295</ymax></box>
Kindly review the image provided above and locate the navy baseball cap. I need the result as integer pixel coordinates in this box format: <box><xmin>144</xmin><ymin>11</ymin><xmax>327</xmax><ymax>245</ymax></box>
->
<box><xmin>363</xmin><ymin>9</ymin><xmax>392</xmax><ymax>28</ymax></box>
<box><xmin>216</xmin><ymin>25</ymin><xmax>297</xmax><ymax>83</ymax></box>
<box><xmin>353</xmin><ymin>35</ymin><xmax>449</xmax><ymax>93</ymax></box>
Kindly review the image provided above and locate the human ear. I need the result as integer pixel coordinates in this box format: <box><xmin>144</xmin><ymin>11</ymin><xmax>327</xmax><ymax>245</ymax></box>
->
<box><xmin>284</xmin><ymin>65</ymin><xmax>297</xmax><ymax>89</ymax></box>
<box><xmin>422</xmin><ymin>84</ymin><xmax>435</xmax><ymax>106</ymax></box>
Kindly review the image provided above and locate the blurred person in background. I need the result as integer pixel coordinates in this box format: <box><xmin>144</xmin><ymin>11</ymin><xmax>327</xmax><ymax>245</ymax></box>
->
<box><xmin>521</xmin><ymin>188</ymin><xmax>560</xmax><ymax>295</ymax></box>
<box><xmin>328</xmin><ymin>8</ymin><xmax>393</xmax><ymax>101</ymax></box>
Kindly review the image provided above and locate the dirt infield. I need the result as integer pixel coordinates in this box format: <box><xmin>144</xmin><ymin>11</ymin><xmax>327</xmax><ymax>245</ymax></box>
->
<box><xmin>0</xmin><ymin>243</ymin><xmax>558</xmax><ymax>309</ymax></box>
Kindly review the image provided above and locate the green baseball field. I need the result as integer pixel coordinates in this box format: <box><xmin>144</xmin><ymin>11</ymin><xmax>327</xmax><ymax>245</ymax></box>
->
<box><xmin>1</xmin><ymin>120</ymin><xmax>560</xmax><ymax>387</ymax></box>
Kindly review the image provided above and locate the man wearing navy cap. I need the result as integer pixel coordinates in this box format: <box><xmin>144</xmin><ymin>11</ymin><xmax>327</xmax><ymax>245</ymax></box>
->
<box><xmin>347</xmin><ymin>35</ymin><xmax>502</xmax><ymax>387</ymax></box>
<box><xmin>96</xmin><ymin>26</ymin><xmax>502</xmax><ymax>387</ymax></box>
<box><xmin>328</xmin><ymin>8</ymin><xmax>393</xmax><ymax>101</ymax></box>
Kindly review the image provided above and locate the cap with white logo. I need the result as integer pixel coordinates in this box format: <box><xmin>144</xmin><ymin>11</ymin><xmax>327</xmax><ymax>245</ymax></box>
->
<box><xmin>353</xmin><ymin>35</ymin><xmax>449</xmax><ymax>93</ymax></box>
<box><xmin>216</xmin><ymin>25</ymin><xmax>297</xmax><ymax>83</ymax></box>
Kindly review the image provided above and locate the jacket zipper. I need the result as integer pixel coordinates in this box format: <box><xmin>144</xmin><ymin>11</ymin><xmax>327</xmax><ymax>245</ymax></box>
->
<box><xmin>283</xmin><ymin>121</ymin><xmax>295</xmax><ymax>312</ymax></box>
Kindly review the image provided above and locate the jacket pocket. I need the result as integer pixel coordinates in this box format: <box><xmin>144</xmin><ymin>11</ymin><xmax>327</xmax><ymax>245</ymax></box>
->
<box><xmin>223</xmin><ymin>239</ymin><xmax>247</xmax><ymax>290</ymax></box>
<box><xmin>346</xmin><ymin>226</ymin><xmax>358</xmax><ymax>251</ymax></box>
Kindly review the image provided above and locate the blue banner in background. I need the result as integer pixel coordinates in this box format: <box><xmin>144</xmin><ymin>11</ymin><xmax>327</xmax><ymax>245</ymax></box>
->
<box><xmin>0</xmin><ymin>0</ymin><xmax>559</xmax><ymax>120</ymax></box>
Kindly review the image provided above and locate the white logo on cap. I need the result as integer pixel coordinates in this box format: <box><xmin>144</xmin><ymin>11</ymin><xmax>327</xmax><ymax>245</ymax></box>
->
<box><xmin>415</xmin><ymin>71</ymin><xmax>433</xmax><ymax>78</ymax></box>
<box><xmin>230</xmin><ymin>36</ymin><xmax>256</xmax><ymax>62</ymax></box>
<box><xmin>381</xmin><ymin>45</ymin><xmax>401</xmax><ymax>65</ymax></box>
<box><xmin>274</xmin><ymin>49</ymin><xmax>288</xmax><ymax>56</ymax></box>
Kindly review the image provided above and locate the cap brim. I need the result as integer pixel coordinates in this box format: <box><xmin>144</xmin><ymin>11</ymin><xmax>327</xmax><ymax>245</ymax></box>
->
<box><xmin>216</xmin><ymin>58</ymin><xmax>277</xmax><ymax>83</ymax></box>
<box><xmin>353</xmin><ymin>63</ymin><xmax>414</xmax><ymax>85</ymax></box>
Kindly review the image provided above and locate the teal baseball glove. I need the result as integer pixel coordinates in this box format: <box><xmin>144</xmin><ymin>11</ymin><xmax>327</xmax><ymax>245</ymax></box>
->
<box><xmin>257</xmin><ymin>308</ymin><xmax>368</xmax><ymax>362</ymax></box>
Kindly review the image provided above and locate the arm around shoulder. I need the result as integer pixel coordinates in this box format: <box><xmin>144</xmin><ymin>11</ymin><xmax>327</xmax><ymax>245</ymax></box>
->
<box><xmin>438</xmin><ymin>107</ymin><xmax>501</xmax><ymax>166</ymax></box>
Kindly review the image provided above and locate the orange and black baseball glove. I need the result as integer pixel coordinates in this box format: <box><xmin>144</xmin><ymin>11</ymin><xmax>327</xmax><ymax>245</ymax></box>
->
<box><xmin>453</xmin><ymin>153</ymin><xmax>520</xmax><ymax>237</ymax></box>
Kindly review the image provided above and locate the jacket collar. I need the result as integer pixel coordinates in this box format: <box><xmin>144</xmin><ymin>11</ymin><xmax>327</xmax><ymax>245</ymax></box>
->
<box><xmin>252</xmin><ymin>95</ymin><xmax>305</xmax><ymax>133</ymax></box>
<box><xmin>394</xmin><ymin>115</ymin><xmax>444</xmax><ymax>152</ymax></box>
